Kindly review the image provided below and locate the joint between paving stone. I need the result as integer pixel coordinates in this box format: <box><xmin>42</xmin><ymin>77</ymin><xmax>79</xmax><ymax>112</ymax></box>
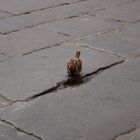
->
<box><xmin>75</xmin><ymin>27</ymin><xmax>121</xmax><ymax>42</ymax></box>
<box><xmin>0</xmin><ymin>13</ymin><xmax>86</xmax><ymax>35</ymax></box>
<box><xmin>22</xmin><ymin>40</ymin><xmax>71</xmax><ymax>56</ymax></box>
<box><xmin>77</xmin><ymin>44</ymin><xmax>126</xmax><ymax>59</ymax></box>
<box><xmin>0</xmin><ymin>5</ymin><xmax>91</xmax><ymax>34</ymax></box>
<box><xmin>3</xmin><ymin>0</ymin><xmax>87</xmax><ymax>17</ymax></box>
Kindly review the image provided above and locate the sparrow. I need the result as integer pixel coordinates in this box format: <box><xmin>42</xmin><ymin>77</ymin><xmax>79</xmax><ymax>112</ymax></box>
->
<box><xmin>67</xmin><ymin>51</ymin><xmax>82</xmax><ymax>76</ymax></box>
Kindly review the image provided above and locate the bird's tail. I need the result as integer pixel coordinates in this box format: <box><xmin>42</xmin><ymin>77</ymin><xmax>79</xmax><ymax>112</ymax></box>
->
<box><xmin>76</xmin><ymin>51</ymin><xmax>81</xmax><ymax>59</ymax></box>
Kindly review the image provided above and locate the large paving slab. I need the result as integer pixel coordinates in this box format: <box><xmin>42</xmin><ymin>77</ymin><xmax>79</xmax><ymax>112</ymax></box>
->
<box><xmin>0</xmin><ymin>57</ymin><xmax>140</xmax><ymax>140</ymax></box>
<box><xmin>0</xmin><ymin>121</ymin><xmax>38</xmax><ymax>140</ymax></box>
<box><xmin>0</xmin><ymin>0</ymin><xmax>129</xmax><ymax>16</ymax></box>
<box><xmin>0</xmin><ymin>0</ymin><xmax>131</xmax><ymax>34</ymax></box>
<box><xmin>80</xmin><ymin>23</ymin><xmax>140</xmax><ymax>58</ymax></box>
<box><xmin>0</xmin><ymin>24</ymin><xmax>71</xmax><ymax>57</ymax></box>
<box><xmin>45</xmin><ymin>15</ymin><xmax>122</xmax><ymax>37</ymax></box>
<box><xmin>0</xmin><ymin>43</ymin><xmax>123</xmax><ymax>100</ymax></box>
<box><xmin>0</xmin><ymin>1</ymin><xmax>91</xmax><ymax>34</ymax></box>
<box><xmin>0</xmin><ymin>0</ymin><xmax>121</xmax><ymax>34</ymax></box>
<box><xmin>94</xmin><ymin>0</ymin><xmax>140</xmax><ymax>22</ymax></box>
<box><xmin>0</xmin><ymin>0</ymin><xmax>81</xmax><ymax>15</ymax></box>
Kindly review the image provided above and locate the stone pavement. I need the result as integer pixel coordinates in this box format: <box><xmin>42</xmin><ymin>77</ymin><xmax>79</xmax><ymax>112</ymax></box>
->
<box><xmin>0</xmin><ymin>0</ymin><xmax>140</xmax><ymax>140</ymax></box>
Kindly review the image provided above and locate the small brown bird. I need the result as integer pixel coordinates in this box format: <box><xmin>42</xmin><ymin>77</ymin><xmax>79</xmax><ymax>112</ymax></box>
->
<box><xmin>67</xmin><ymin>51</ymin><xmax>82</xmax><ymax>76</ymax></box>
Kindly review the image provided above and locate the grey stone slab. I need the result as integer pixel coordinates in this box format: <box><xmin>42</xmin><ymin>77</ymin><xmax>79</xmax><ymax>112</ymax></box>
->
<box><xmin>45</xmin><ymin>15</ymin><xmax>122</xmax><ymax>37</ymax></box>
<box><xmin>38</xmin><ymin>0</ymin><xmax>135</xmax><ymax>19</ymax></box>
<box><xmin>0</xmin><ymin>0</ymin><xmax>80</xmax><ymax>14</ymax></box>
<box><xmin>0</xmin><ymin>12</ymin><xmax>52</xmax><ymax>34</ymax></box>
<box><xmin>0</xmin><ymin>0</ymin><xmax>123</xmax><ymax>34</ymax></box>
<box><xmin>95</xmin><ymin>0</ymin><xmax>140</xmax><ymax>22</ymax></box>
<box><xmin>0</xmin><ymin>57</ymin><xmax>140</xmax><ymax>140</ymax></box>
<box><xmin>80</xmin><ymin>23</ymin><xmax>140</xmax><ymax>58</ymax></box>
<box><xmin>0</xmin><ymin>24</ymin><xmax>71</xmax><ymax>57</ymax></box>
<box><xmin>0</xmin><ymin>122</ymin><xmax>37</xmax><ymax>140</ymax></box>
<box><xmin>0</xmin><ymin>43</ymin><xmax>123</xmax><ymax>100</ymax></box>
<box><xmin>0</xmin><ymin>1</ymin><xmax>91</xmax><ymax>34</ymax></box>
<box><xmin>0</xmin><ymin>0</ymin><xmax>131</xmax><ymax>34</ymax></box>
<box><xmin>44</xmin><ymin>0</ymin><xmax>132</xmax><ymax>18</ymax></box>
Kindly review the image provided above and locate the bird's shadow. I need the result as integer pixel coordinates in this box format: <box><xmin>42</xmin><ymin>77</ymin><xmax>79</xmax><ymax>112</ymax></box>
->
<box><xmin>65</xmin><ymin>74</ymin><xmax>85</xmax><ymax>87</ymax></box>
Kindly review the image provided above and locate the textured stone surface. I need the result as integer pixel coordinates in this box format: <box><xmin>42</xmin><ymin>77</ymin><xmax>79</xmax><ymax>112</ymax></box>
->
<box><xmin>0</xmin><ymin>0</ymin><xmax>80</xmax><ymax>14</ymax></box>
<box><xmin>87</xmin><ymin>0</ymin><xmax>132</xmax><ymax>13</ymax></box>
<box><xmin>0</xmin><ymin>24</ymin><xmax>71</xmax><ymax>57</ymax></box>
<box><xmin>80</xmin><ymin>23</ymin><xmax>140</xmax><ymax>58</ymax></box>
<box><xmin>0</xmin><ymin>0</ymin><xmax>131</xmax><ymax>34</ymax></box>
<box><xmin>45</xmin><ymin>15</ymin><xmax>122</xmax><ymax>37</ymax></box>
<box><xmin>0</xmin><ymin>122</ymin><xmax>37</xmax><ymax>140</ymax></box>
<box><xmin>95</xmin><ymin>0</ymin><xmax>140</xmax><ymax>22</ymax></box>
<box><xmin>0</xmin><ymin>43</ymin><xmax>123</xmax><ymax>100</ymax></box>
<box><xmin>0</xmin><ymin>0</ymin><xmax>133</xmax><ymax>33</ymax></box>
<box><xmin>0</xmin><ymin>0</ymin><xmax>140</xmax><ymax>139</ymax></box>
<box><xmin>0</xmin><ymin>1</ymin><xmax>90</xmax><ymax>34</ymax></box>
<box><xmin>0</xmin><ymin>57</ymin><xmax>140</xmax><ymax>140</ymax></box>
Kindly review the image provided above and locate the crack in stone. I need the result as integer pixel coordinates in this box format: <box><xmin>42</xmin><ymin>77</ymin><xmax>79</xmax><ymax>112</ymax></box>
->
<box><xmin>111</xmin><ymin>126</ymin><xmax>137</xmax><ymax>140</ymax></box>
<box><xmin>27</xmin><ymin>60</ymin><xmax>125</xmax><ymax>100</ymax></box>
<box><xmin>0</xmin><ymin>60</ymin><xmax>125</xmax><ymax>107</ymax></box>
<box><xmin>0</xmin><ymin>117</ymin><xmax>44</xmax><ymax>140</ymax></box>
